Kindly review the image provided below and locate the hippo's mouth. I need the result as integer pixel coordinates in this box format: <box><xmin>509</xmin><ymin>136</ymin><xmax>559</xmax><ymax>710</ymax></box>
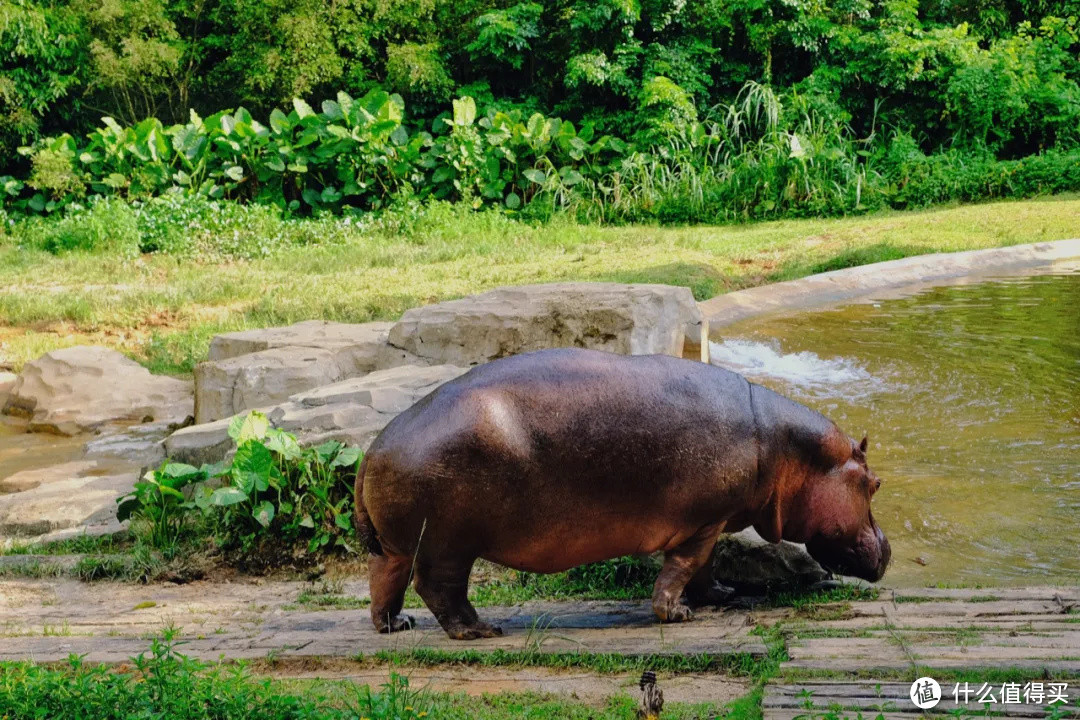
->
<box><xmin>806</xmin><ymin>526</ymin><xmax>891</xmax><ymax>582</ymax></box>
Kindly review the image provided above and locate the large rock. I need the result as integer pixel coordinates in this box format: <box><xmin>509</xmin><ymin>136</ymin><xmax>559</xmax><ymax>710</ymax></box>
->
<box><xmin>0</xmin><ymin>372</ymin><xmax>15</xmax><ymax>408</ymax></box>
<box><xmin>195</xmin><ymin>321</ymin><xmax>422</xmax><ymax>424</ymax></box>
<box><xmin>196</xmin><ymin>347</ymin><xmax>348</xmax><ymax>424</ymax></box>
<box><xmin>710</xmin><ymin>529</ymin><xmax>829</xmax><ymax>593</ymax></box>
<box><xmin>168</xmin><ymin>364</ymin><xmax>467</xmax><ymax>466</ymax></box>
<box><xmin>0</xmin><ymin>468</ymin><xmax>136</xmax><ymax>538</ymax></box>
<box><xmin>208</xmin><ymin>320</ymin><xmax>406</xmax><ymax>365</ymax></box>
<box><xmin>387</xmin><ymin>283</ymin><xmax>701</xmax><ymax>366</ymax></box>
<box><xmin>2</xmin><ymin>347</ymin><xmax>193</xmax><ymax>436</ymax></box>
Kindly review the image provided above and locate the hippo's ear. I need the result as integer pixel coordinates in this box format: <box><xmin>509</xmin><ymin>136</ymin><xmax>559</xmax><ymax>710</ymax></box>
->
<box><xmin>858</xmin><ymin>434</ymin><xmax>868</xmax><ymax>454</ymax></box>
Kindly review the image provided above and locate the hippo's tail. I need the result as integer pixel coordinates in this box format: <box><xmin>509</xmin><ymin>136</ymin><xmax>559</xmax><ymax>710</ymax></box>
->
<box><xmin>354</xmin><ymin>455</ymin><xmax>383</xmax><ymax>556</ymax></box>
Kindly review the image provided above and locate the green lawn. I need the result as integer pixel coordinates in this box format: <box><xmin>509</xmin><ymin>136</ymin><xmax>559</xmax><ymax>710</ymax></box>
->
<box><xmin>2</xmin><ymin>195</ymin><xmax>1078</xmax><ymax>374</ymax></box>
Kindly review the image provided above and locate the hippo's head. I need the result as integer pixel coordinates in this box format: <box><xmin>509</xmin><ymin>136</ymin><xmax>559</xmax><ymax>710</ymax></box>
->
<box><xmin>760</xmin><ymin>433</ymin><xmax>891</xmax><ymax>582</ymax></box>
<box><xmin>804</xmin><ymin>434</ymin><xmax>891</xmax><ymax>581</ymax></box>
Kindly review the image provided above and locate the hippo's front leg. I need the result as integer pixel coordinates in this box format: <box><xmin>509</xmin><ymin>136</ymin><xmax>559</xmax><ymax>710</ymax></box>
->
<box><xmin>651</xmin><ymin>523</ymin><xmax>725</xmax><ymax>623</ymax></box>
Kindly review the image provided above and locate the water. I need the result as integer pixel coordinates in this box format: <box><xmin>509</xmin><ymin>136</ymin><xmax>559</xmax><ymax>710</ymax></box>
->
<box><xmin>0</xmin><ymin>416</ymin><xmax>87</xmax><ymax>492</ymax></box>
<box><xmin>712</xmin><ymin>271</ymin><xmax>1080</xmax><ymax>587</ymax></box>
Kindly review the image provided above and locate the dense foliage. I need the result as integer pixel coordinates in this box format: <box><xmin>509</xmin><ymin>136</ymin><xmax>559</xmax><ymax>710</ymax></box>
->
<box><xmin>118</xmin><ymin>411</ymin><xmax>361</xmax><ymax>564</ymax></box>
<box><xmin>2</xmin><ymin>0</ymin><xmax>1079</xmax><ymax>227</ymax></box>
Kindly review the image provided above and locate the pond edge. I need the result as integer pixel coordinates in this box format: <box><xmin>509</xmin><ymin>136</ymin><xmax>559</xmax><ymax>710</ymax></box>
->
<box><xmin>689</xmin><ymin>238</ymin><xmax>1080</xmax><ymax>343</ymax></box>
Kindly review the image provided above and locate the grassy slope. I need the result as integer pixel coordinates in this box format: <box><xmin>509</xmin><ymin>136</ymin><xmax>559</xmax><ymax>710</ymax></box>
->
<box><xmin>1</xmin><ymin>195</ymin><xmax>1078</xmax><ymax>373</ymax></box>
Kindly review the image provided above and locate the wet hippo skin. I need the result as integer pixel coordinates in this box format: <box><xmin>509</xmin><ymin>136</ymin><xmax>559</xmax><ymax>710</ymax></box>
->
<box><xmin>355</xmin><ymin>348</ymin><xmax>890</xmax><ymax>640</ymax></box>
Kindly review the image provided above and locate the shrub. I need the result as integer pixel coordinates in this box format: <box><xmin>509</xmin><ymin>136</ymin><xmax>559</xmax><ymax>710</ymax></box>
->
<box><xmin>7</xmin><ymin>84</ymin><xmax>1080</xmax><ymax>234</ymax></box>
<box><xmin>118</xmin><ymin>412</ymin><xmax>363</xmax><ymax>566</ymax></box>
<box><xmin>20</xmin><ymin>197</ymin><xmax>139</xmax><ymax>255</ymax></box>
<box><xmin>132</xmin><ymin>194</ymin><xmax>303</xmax><ymax>258</ymax></box>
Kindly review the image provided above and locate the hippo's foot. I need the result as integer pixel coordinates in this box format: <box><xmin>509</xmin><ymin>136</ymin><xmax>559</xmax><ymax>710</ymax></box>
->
<box><xmin>657</xmin><ymin>602</ymin><xmax>694</xmax><ymax>623</ymax></box>
<box><xmin>683</xmin><ymin>581</ymin><xmax>736</xmax><ymax>608</ymax></box>
<box><xmin>445</xmin><ymin>621</ymin><xmax>503</xmax><ymax>641</ymax></box>
<box><xmin>376</xmin><ymin>613</ymin><xmax>416</xmax><ymax>634</ymax></box>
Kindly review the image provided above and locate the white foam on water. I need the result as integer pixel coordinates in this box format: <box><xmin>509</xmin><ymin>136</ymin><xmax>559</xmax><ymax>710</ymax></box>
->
<box><xmin>709</xmin><ymin>338</ymin><xmax>882</xmax><ymax>398</ymax></box>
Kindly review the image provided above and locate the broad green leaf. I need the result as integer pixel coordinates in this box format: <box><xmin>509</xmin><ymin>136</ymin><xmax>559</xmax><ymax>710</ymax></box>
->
<box><xmin>200</xmin><ymin>460</ymin><xmax>231</xmax><ymax>478</ymax></box>
<box><xmin>505</xmin><ymin>192</ymin><xmax>522</xmax><ymax>209</ymax></box>
<box><xmin>228</xmin><ymin>412</ymin><xmax>269</xmax><ymax>444</ymax></box>
<box><xmin>232</xmin><ymin>441</ymin><xmax>274</xmax><ymax>494</ymax></box>
<box><xmin>320</xmin><ymin>185</ymin><xmax>342</xmax><ymax>204</ymax></box>
<box><xmin>253</xmin><ymin>500</ymin><xmax>275</xmax><ymax>528</ymax></box>
<box><xmin>452</xmin><ymin>97</ymin><xmax>477</xmax><ymax>127</ymax></box>
<box><xmin>192</xmin><ymin>485</ymin><xmax>215</xmax><ymax>511</ymax></box>
<box><xmin>559</xmin><ymin>167</ymin><xmax>585</xmax><ymax>186</ymax></box>
<box><xmin>293</xmin><ymin>98</ymin><xmax>315</xmax><ymax>119</ymax></box>
<box><xmin>158</xmin><ymin>485</ymin><xmax>185</xmax><ymax>500</ymax></box>
<box><xmin>322</xmin><ymin>100</ymin><xmax>343</xmax><ymax>121</ymax></box>
<box><xmin>330</xmin><ymin>447</ymin><xmax>363</xmax><ymax>468</ymax></box>
<box><xmin>314</xmin><ymin>441</ymin><xmax>343</xmax><ymax>464</ymax></box>
<box><xmin>336</xmin><ymin>91</ymin><xmax>354</xmax><ymax>119</ymax></box>
<box><xmin>269</xmin><ymin>109</ymin><xmax>291</xmax><ymax>134</ymax></box>
<box><xmin>209</xmin><ymin>486</ymin><xmax>247</xmax><ymax>506</ymax></box>
<box><xmin>523</xmin><ymin>168</ymin><xmax>547</xmax><ymax>185</ymax></box>
<box><xmin>264</xmin><ymin>428</ymin><xmax>302</xmax><ymax>460</ymax></box>
<box><xmin>163</xmin><ymin>463</ymin><xmax>201</xmax><ymax>478</ymax></box>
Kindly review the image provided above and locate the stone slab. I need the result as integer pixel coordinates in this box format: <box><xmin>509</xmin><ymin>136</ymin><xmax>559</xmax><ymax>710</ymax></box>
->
<box><xmin>167</xmin><ymin>364</ymin><xmax>467</xmax><ymax>465</ymax></box>
<box><xmin>208</xmin><ymin>321</ymin><xmax>397</xmax><ymax>363</ymax></box>
<box><xmin>0</xmin><ymin>470</ymin><xmax>137</xmax><ymax>538</ymax></box>
<box><xmin>0</xmin><ymin>576</ymin><xmax>765</xmax><ymax>663</ymax></box>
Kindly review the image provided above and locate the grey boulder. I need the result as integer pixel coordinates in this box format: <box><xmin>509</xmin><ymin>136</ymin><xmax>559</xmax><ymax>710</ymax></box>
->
<box><xmin>2</xmin><ymin>347</ymin><xmax>193</xmax><ymax>436</ymax></box>
<box><xmin>167</xmin><ymin>364</ymin><xmax>466</xmax><ymax>466</ymax></box>
<box><xmin>195</xmin><ymin>321</ymin><xmax>423</xmax><ymax>424</ymax></box>
<box><xmin>387</xmin><ymin>282</ymin><xmax>701</xmax><ymax>366</ymax></box>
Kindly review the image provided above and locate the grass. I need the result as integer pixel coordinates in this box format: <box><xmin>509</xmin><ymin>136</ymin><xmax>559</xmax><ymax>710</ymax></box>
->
<box><xmin>2</xmin><ymin>195</ymin><xmax>1078</xmax><ymax>373</ymax></box>
<box><xmin>754</xmin><ymin>584</ymin><xmax>879</xmax><ymax>610</ymax></box>
<box><xmin>372</xmin><ymin>648</ymin><xmax>757</xmax><ymax>675</ymax></box>
<box><xmin>0</xmin><ymin>532</ymin><xmax>135</xmax><ymax>556</ymax></box>
<box><xmin>0</xmin><ymin>631</ymin><xmax>731</xmax><ymax>719</ymax></box>
<box><xmin>0</xmin><ymin>559</ymin><xmax>68</xmax><ymax>578</ymax></box>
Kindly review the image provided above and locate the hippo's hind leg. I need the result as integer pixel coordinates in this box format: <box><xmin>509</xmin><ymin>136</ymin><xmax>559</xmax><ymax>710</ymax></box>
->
<box><xmin>369</xmin><ymin>553</ymin><xmax>415</xmax><ymax>633</ymax></box>
<box><xmin>652</xmin><ymin>523</ymin><xmax>725</xmax><ymax>623</ymax></box>
<box><xmin>413</xmin><ymin>557</ymin><xmax>502</xmax><ymax>640</ymax></box>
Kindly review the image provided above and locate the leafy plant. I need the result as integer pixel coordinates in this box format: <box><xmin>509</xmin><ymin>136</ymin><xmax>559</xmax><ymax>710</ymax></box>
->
<box><xmin>194</xmin><ymin>412</ymin><xmax>362</xmax><ymax>558</ymax></box>
<box><xmin>116</xmin><ymin>461</ymin><xmax>206</xmax><ymax>553</ymax></box>
<box><xmin>117</xmin><ymin>411</ymin><xmax>362</xmax><ymax>564</ymax></box>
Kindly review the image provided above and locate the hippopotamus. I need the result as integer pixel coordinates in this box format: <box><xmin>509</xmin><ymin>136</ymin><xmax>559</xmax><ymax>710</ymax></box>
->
<box><xmin>355</xmin><ymin>348</ymin><xmax>890</xmax><ymax>640</ymax></box>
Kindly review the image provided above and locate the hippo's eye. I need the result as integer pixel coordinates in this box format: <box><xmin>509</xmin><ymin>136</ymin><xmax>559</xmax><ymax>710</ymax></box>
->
<box><xmin>867</xmin><ymin>475</ymin><xmax>881</xmax><ymax>495</ymax></box>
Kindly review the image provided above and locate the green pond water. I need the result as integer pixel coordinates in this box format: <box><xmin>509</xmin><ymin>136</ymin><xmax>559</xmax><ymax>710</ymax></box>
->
<box><xmin>712</xmin><ymin>269</ymin><xmax>1080</xmax><ymax>587</ymax></box>
<box><xmin>0</xmin><ymin>416</ymin><xmax>87</xmax><ymax>491</ymax></box>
